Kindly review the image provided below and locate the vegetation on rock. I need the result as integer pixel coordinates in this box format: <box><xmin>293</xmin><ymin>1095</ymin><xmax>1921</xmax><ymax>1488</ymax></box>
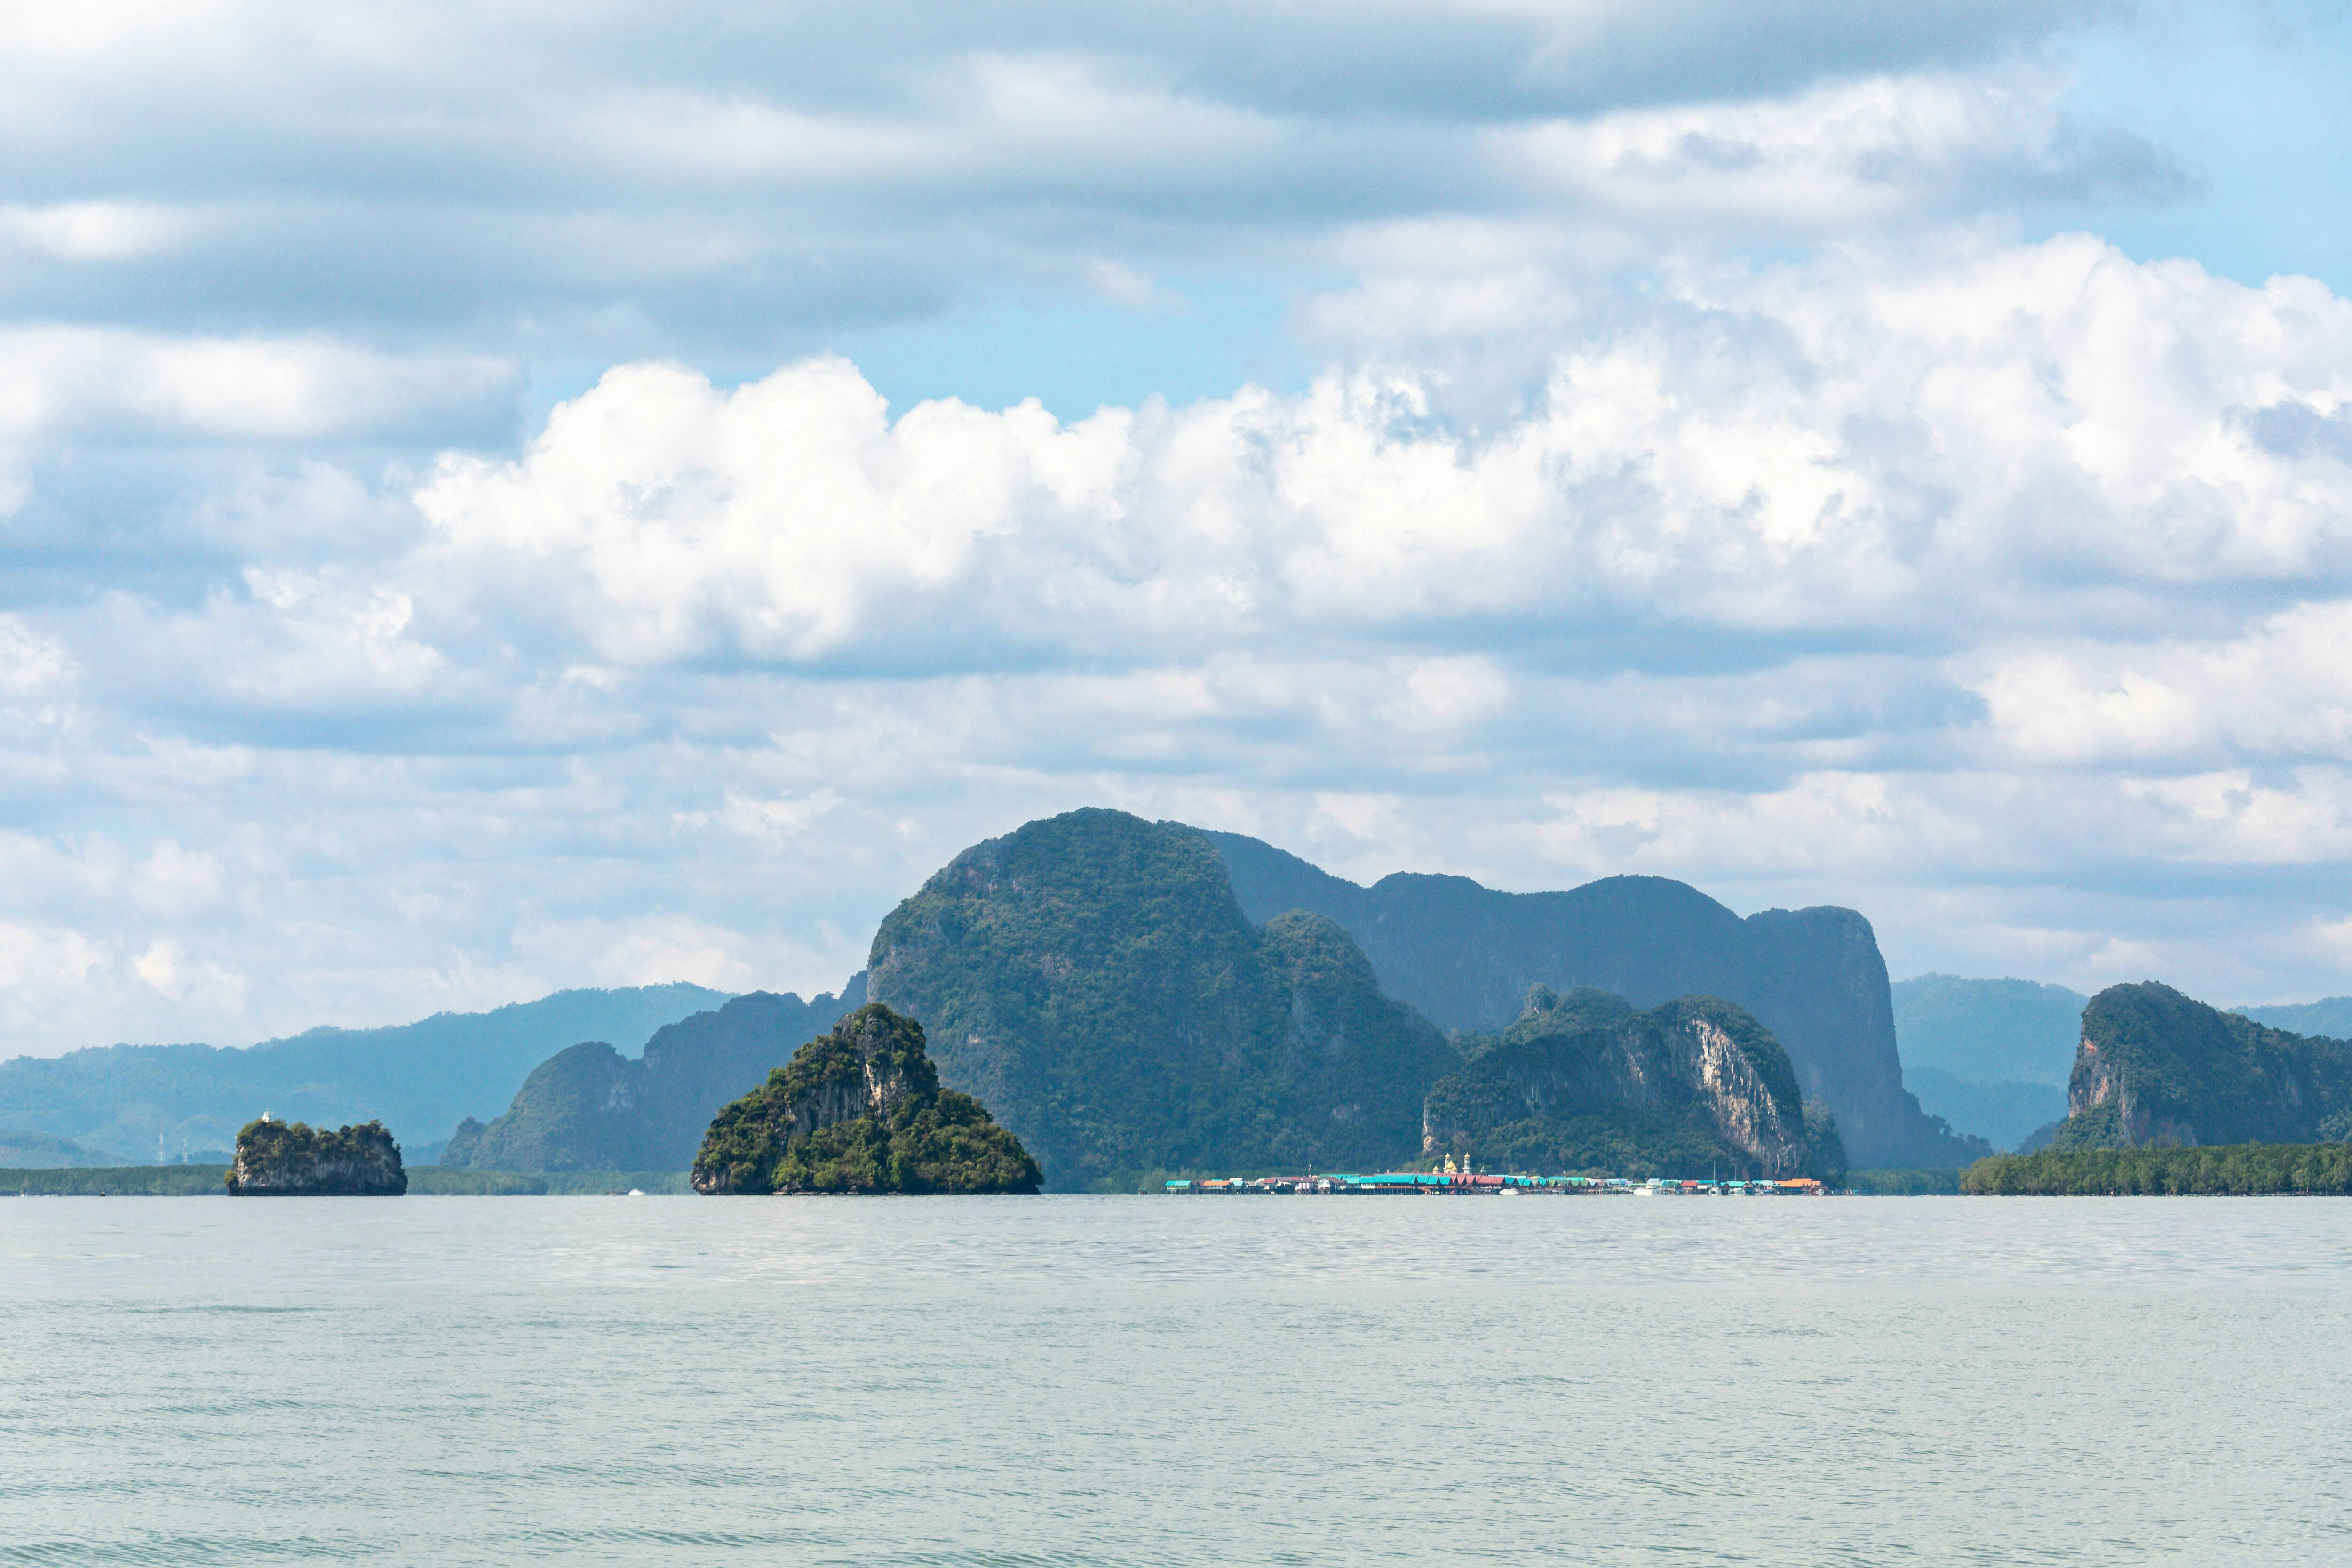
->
<box><xmin>692</xmin><ymin>1005</ymin><xmax>1039</xmax><ymax>1194</ymax></box>
<box><xmin>2045</xmin><ymin>982</ymin><xmax>2352</xmax><ymax>1150</ymax></box>
<box><xmin>866</xmin><ymin>810</ymin><xmax>1459</xmax><ymax>1188</ymax></box>
<box><xmin>1209</xmin><ymin>828</ymin><xmax>1979</xmax><ymax>1169</ymax></box>
<box><xmin>227</xmin><ymin>1117</ymin><xmax>406</xmax><ymax>1195</ymax></box>
<box><xmin>1963</xmin><ymin>1142</ymin><xmax>2352</xmax><ymax>1195</ymax></box>
<box><xmin>1422</xmin><ymin>986</ymin><xmax>1845</xmax><ymax>1180</ymax></box>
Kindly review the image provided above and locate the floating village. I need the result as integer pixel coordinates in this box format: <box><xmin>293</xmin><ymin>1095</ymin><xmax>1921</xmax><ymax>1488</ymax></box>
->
<box><xmin>1166</xmin><ymin>1154</ymin><xmax>1831</xmax><ymax>1196</ymax></box>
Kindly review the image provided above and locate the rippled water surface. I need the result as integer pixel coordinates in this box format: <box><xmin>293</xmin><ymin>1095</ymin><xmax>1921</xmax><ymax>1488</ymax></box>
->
<box><xmin>4</xmin><ymin>1195</ymin><xmax>2349</xmax><ymax>1565</ymax></box>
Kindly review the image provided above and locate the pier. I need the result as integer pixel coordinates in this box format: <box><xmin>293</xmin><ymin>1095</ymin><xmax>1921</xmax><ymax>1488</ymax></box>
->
<box><xmin>1164</xmin><ymin>1174</ymin><xmax>1827</xmax><ymax>1195</ymax></box>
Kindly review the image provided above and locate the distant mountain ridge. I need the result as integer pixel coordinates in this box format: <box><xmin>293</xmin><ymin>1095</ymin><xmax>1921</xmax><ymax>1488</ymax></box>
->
<box><xmin>0</xmin><ymin>984</ymin><xmax>733</xmax><ymax>1161</ymax></box>
<box><xmin>2236</xmin><ymin>997</ymin><xmax>2352</xmax><ymax>1039</ymax></box>
<box><xmin>1208</xmin><ymin>831</ymin><xmax>1977</xmax><ymax>1169</ymax></box>
<box><xmin>441</xmin><ymin>984</ymin><xmax>866</xmax><ymax>1171</ymax></box>
<box><xmin>0</xmin><ymin>1126</ymin><xmax>133</xmax><ymax>1169</ymax></box>
<box><xmin>1890</xmin><ymin>975</ymin><xmax>2085</xmax><ymax>1086</ymax></box>
<box><xmin>1900</xmin><ymin>1067</ymin><xmax>2066</xmax><ymax>1154</ymax></box>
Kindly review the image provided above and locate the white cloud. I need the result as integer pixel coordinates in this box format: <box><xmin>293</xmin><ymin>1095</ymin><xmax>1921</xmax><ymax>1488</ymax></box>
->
<box><xmin>0</xmin><ymin>1</ymin><xmax>2135</xmax><ymax>362</ymax></box>
<box><xmin>1</xmin><ymin>0</ymin><xmax>2349</xmax><ymax>1059</ymax></box>
<box><xmin>405</xmin><ymin>238</ymin><xmax>2352</xmax><ymax>677</ymax></box>
<box><xmin>130</xmin><ymin>840</ymin><xmax>222</xmax><ymax>916</ymax></box>
<box><xmin>0</xmin><ymin>328</ymin><xmax>522</xmax><ymax>445</ymax></box>
<box><xmin>0</xmin><ymin>201</ymin><xmax>191</xmax><ymax>261</ymax></box>
<box><xmin>0</xmin><ymin>921</ymin><xmax>106</xmax><ymax>990</ymax></box>
<box><xmin>1979</xmin><ymin>599</ymin><xmax>2352</xmax><ymax>767</ymax></box>
<box><xmin>130</xmin><ymin>935</ymin><xmax>246</xmax><ymax>1014</ymax></box>
<box><xmin>0</xmin><ymin>616</ymin><xmax>70</xmax><ymax>695</ymax></box>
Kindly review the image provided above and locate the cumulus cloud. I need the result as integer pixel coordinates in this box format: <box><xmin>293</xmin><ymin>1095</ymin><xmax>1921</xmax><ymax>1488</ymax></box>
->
<box><xmin>0</xmin><ymin>0</ymin><xmax>2345</xmax><ymax>1060</ymax></box>
<box><xmin>407</xmin><ymin>237</ymin><xmax>2352</xmax><ymax>687</ymax></box>
<box><xmin>0</xmin><ymin>232</ymin><xmax>2338</xmax><ymax>1053</ymax></box>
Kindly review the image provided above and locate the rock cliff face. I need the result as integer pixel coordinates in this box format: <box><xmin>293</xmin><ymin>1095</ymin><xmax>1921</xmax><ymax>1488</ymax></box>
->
<box><xmin>865</xmin><ymin>810</ymin><xmax>1460</xmax><ymax>1187</ymax></box>
<box><xmin>2052</xmin><ymin>982</ymin><xmax>2352</xmax><ymax>1150</ymax></box>
<box><xmin>441</xmin><ymin>985</ymin><xmax>866</xmax><ymax>1171</ymax></box>
<box><xmin>692</xmin><ymin>1004</ymin><xmax>1039</xmax><ymax>1194</ymax></box>
<box><xmin>1208</xmin><ymin>829</ymin><xmax>1979</xmax><ymax>1169</ymax></box>
<box><xmin>1422</xmin><ymin>987</ymin><xmax>1839</xmax><ymax>1180</ymax></box>
<box><xmin>226</xmin><ymin>1116</ymin><xmax>406</xmax><ymax>1194</ymax></box>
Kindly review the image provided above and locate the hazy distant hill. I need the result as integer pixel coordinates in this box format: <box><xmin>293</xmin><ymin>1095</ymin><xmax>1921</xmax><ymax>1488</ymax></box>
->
<box><xmin>441</xmin><ymin>985</ymin><xmax>864</xmax><ymax>1171</ymax></box>
<box><xmin>2236</xmin><ymin>997</ymin><xmax>2352</xmax><ymax>1039</ymax></box>
<box><xmin>1886</xmin><ymin>975</ymin><xmax>2084</xmax><ymax>1150</ymax></box>
<box><xmin>1901</xmin><ymin>1067</ymin><xmax>2066</xmax><ymax>1154</ymax></box>
<box><xmin>1890</xmin><ymin>975</ymin><xmax>2085</xmax><ymax>1085</ymax></box>
<box><xmin>1208</xmin><ymin>831</ymin><xmax>1977</xmax><ymax>1169</ymax></box>
<box><xmin>868</xmin><ymin>811</ymin><xmax>1461</xmax><ymax>1188</ymax></box>
<box><xmin>0</xmin><ymin>1126</ymin><xmax>133</xmax><ymax>1168</ymax></box>
<box><xmin>2050</xmin><ymin>982</ymin><xmax>2352</xmax><ymax>1149</ymax></box>
<box><xmin>1425</xmin><ymin>986</ymin><xmax>1843</xmax><ymax>1181</ymax></box>
<box><xmin>0</xmin><ymin>984</ymin><xmax>732</xmax><ymax>1162</ymax></box>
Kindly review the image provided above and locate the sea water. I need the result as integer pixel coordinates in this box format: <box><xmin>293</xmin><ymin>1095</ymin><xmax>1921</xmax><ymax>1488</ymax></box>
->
<box><xmin>2</xmin><ymin>1195</ymin><xmax>2348</xmax><ymax>1565</ymax></box>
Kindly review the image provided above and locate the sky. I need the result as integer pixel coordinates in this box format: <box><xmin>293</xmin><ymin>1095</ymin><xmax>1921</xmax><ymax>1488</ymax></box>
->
<box><xmin>5</xmin><ymin>0</ymin><xmax>2352</xmax><ymax>1056</ymax></box>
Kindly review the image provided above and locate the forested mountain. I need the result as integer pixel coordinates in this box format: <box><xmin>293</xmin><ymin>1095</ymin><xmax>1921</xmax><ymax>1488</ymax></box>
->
<box><xmin>1883</xmin><ymin>975</ymin><xmax>2085</xmax><ymax>1151</ymax></box>
<box><xmin>2049</xmin><ymin>982</ymin><xmax>2352</xmax><ymax>1150</ymax></box>
<box><xmin>441</xmin><ymin>984</ymin><xmax>865</xmax><ymax>1171</ymax></box>
<box><xmin>0</xmin><ymin>984</ymin><xmax>732</xmax><ymax>1162</ymax></box>
<box><xmin>1890</xmin><ymin>975</ymin><xmax>2085</xmax><ymax>1084</ymax></box>
<box><xmin>1900</xmin><ymin>1067</ymin><xmax>2065</xmax><ymax>1154</ymax></box>
<box><xmin>1208</xmin><ymin>830</ymin><xmax>1975</xmax><ymax>1168</ymax></box>
<box><xmin>867</xmin><ymin>810</ymin><xmax>1460</xmax><ymax>1187</ymax></box>
<box><xmin>1424</xmin><ymin>986</ymin><xmax>1846</xmax><ymax>1180</ymax></box>
<box><xmin>692</xmin><ymin>1004</ymin><xmax>1039</xmax><ymax>1194</ymax></box>
<box><xmin>0</xmin><ymin>1127</ymin><xmax>132</xmax><ymax>1168</ymax></box>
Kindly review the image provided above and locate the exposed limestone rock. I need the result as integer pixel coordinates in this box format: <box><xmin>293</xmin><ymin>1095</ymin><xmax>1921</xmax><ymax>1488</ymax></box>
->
<box><xmin>1421</xmin><ymin>987</ymin><xmax>1838</xmax><ymax>1180</ymax></box>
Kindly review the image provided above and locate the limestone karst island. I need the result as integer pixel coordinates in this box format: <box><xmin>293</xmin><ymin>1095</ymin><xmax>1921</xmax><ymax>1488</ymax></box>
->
<box><xmin>227</xmin><ymin>1116</ymin><xmax>407</xmax><ymax>1196</ymax></box>
<box><xmin>9</xmin><ymin>811</ymin><xmax>2352</xmax><ymax>1199</ymax></box>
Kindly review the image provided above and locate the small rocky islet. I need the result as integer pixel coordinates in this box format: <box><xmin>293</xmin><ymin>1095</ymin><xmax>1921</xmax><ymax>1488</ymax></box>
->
<box><xmin>227</xmin><ymin>1116</ymin><xmax>407</xmax><ymax>1195</ymax></box>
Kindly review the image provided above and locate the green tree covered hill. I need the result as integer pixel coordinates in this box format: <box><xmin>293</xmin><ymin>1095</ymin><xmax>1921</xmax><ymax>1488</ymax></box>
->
<box><xmin>693</xmin><ymin>1004</ymin><xmax>1038</xmax><ymax>1194</ymax></box>
<box><xmin>2047</xmin><ymin>982</ymin><xmax>2352</xmax><ymax>1150</ymax></box>
<box><xmin>868</xmin><ymin>810</ymin><xmax>1461</xmax><ymax>1187</ymax></box>
<box><xmin>1426</xmin><ymin>985</ymin><xmax>1852</xmax><ymax>1180</ymax></box>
